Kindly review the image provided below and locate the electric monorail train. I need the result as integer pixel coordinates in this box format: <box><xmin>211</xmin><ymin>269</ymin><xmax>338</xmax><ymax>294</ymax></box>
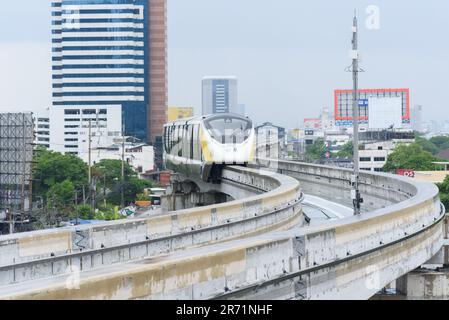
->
<box><xmin>163</xmin><ymin>113</ymin><xmax>255</xmax><ymax>182</ymax></box>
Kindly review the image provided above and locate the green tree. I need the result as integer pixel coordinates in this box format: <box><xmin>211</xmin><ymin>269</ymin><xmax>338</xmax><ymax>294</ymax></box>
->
<box><xmin>47</xmin><ymin>180</ymin><xmax>76</xmax><ymax>222</ymax></box>
<box><xmin>76</xmin><ymin>204</ymin><xmax>94</xmax><ymax>220</ymax></box>
<box><xmin>429</xmin><ymin>136</ymin><xmax>449</xmax><ymax>153</ymax></box>
<box><xmin>306</xmin><ymin>139</ymin><xmax>326</xmax><ymax>161</ymax></box>
<box><xmin>415</xmin><ymin>136</ymin><xmax>440</xmax><ymax>155</ymax></box>
<box><xmin>106</xmin><ymin>177</ymin><xmax>153</xmax><ymax>206</ymax></box>
<box><xmin>336</xmin><ymin>141</ymin><xmax>354</xmax><ymax>158</ymax></box>
<box><xmin>33</xmin><ymin>150</ymin><xmax>154</xmax><ymax>224</ymax></box>
<box><xmin>33</xmin><ymin>147</ymin><xmax>88</xmax><ymax>198</ymax></box>
<box><xmin>94</xmin><ymin>205</ymin><xmax>123</xmax><ymax>221</ymax></box>
<box><xmin>92</xmin><ymin>159</ymin><xmax>136</xmax><ymax>189</ymax></box>
<box><xmin>383</xmin><ymin>143</ymin><xmax>439</xmax><ymax>172</ymax></box>
<box><xmin>437</xmin><ymin>175</ymin><xmax>449</xmax><ymax>211</ymax></box>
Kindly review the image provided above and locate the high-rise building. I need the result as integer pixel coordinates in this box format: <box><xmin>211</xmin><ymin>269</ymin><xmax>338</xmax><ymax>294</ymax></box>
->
<box><xmin>51</xmin><ymin>0</ymin><xmax>167</xmax><ymax>155</ymax></box>
<box><xmin>49</xmin><ymin>105</ymin><xmax>122</xmax><ymax>155</ymax></box>
<box><xmin>320</xmin><ymin>107</ymin><xmax>335</xmax><ymax>130</ymax></box>
<box><xmin>33</xmin><ymin>109</ymin><xmax>51</xmax><ymax>149</ymax></box>
<box><xmin>202</xmin><ymin>76</ymin><xmax>238</xmax><ymax>115</ymax></box>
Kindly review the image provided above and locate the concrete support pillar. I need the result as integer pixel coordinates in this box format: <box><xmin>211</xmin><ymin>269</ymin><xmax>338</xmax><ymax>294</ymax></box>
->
<box><xmin>444</xmin><ymin>215</ymin><xmax>448</xmax><ymax>239</ymax></box>
<box><xmin>444</xmin><ymin>246</ymin><xmax>449</xmax><ymax>267</ymax></box>
<box><xmin>396</xmin><ymin>275</ymin><xmax>408</xmax><ymax>296</ymax></box>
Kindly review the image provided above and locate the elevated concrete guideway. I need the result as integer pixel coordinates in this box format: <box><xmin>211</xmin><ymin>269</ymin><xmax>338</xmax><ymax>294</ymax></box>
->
<box><xmin>303</xmin><ymin>194</ymin><xmax>353</xmax><ymax>221</ymax></box>
<box><xmin>0</xmin><ymin>166</ymin><xmax>303</xmax><ymax>287</ymax></box>
<box><xmin>0</xmin><ymin>160</ymin><xmax>445</xmax><ymax>300</ymax></box>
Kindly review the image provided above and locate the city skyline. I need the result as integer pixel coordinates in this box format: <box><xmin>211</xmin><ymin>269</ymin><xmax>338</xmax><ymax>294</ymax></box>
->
<box><xmin>0</xmin><ymin>0</ymin><xmax>449</xmax><ymax>129</ymax></box>
<box><xmin>0</xmin><ymin>1</ymin><xmax>448</xmax><ymax>301</ymax></box>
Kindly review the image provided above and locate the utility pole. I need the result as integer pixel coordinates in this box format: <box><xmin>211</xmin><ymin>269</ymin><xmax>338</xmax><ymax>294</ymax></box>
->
<box><xmin>82</xmin><ymin>185</ymin><xmax>86</xmax><ymax>205</ymax></box>
<box><xmin>88</xmin><ymin>119</ymin><xmax>92</xmax><ymax>188</ymax></box>
<box><xmin>121</xmin><ymin>124</ymin><xmax>125</xmax><ymax>208</ymax></box>
<box><xmin>74</xmin><ymin>190</ymin><xmax>78</xmax><ymax>225</ymax></box>
<box><xmin>88</xmin><ymin>119</ymin><xmax>95</xmax><ymax>212</ymax></box>
<box><xmin>350</xmin><ymin>12</ymin><xmax>363</xmax><ymax>215</ymax></box>
<box><xmin>103</xmin><ymin>174</ymin><xmax>107</xmax><ymax>207</ymax></box>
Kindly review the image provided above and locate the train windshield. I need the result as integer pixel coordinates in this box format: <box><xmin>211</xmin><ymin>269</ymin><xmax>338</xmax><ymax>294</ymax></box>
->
<box><xmin>204</xmin><ymin>115</ymin><xmax>252</xmax><ymax>144</ymax></box>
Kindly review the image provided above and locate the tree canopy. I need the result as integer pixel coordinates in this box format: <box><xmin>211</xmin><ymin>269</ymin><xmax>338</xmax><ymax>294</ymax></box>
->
<box><xmin>415</xmin><ymin>135</ymin><xmax>449</xmax><ymax>155</ymax></box>
<box><xmin>336</xmin><ymin>141</ymin><xmax>354</xmax><ymax>158</ymax></box>
<box><xmin>437</xmin><ymin>175</ymin><xmax>449</xmax><ymax>211</ymax></box>
<box><xmin>383</xmin><ymin>143</ymin><xmax>439</xmax><ymax>172</ymax></box>
<box><xmin>33</xmin><ymin>147</ymin><xmax>88</xmax><ymax>198</ymax></box>
<box><xmin>92</xmin><ymin>159</ymin><xmax>136</xmax><ymax>189</ymax></box>
<box><xmin>415</xmin><ymin>136</ymin><xmax>440</xmax><ymax>155</ymax></box>
<box><xmin>106</xmin><ymin>177</ymin><xmax>153</xmax><ymax>206</ymax></box>
<box><xmin>429</xmin><ymin>136</ymin><xmax>449</xmax><ymax>153</ymax></box>
<box><xmin>32</xmin><ymin>149</ymin><xmax>153</xmax><ymax>226</ymax></box>
<box><xmin>305</xmin><ymin>139</ymin><xmax>326</xmax><ymax>161</ymax></box>
<box><xmin>47</xmin><ymin>179</ymin><xmax>76</xmax><ymax>221</ymax></box>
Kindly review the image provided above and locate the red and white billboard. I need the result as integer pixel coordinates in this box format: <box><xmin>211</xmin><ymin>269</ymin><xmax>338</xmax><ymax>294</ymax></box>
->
<box><xmin>334</xmin><ymin>88</ymin><xmax>410</xmax><ymax>126</ymax></box>
<box><xmin>304</xmin><ymin>118</ymin><xmax>321</xmax><ymax>129</ymax></box>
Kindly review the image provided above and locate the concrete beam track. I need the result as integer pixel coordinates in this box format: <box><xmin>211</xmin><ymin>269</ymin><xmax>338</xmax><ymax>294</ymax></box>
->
<box><xmin>0</xmin><ymin>160</ymin><xmax>445</xmax><ymax>300</ymax></box>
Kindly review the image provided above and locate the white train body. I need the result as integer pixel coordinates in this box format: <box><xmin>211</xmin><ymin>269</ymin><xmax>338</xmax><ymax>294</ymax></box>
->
<box><xmin>163</xmin><ymin>113</ymin><xmax>255</xmax><ymax>182</ymax></box>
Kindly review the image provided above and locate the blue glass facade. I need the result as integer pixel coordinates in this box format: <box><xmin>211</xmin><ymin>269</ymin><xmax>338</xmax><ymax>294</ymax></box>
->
<box><xmin>212</xmin><ymin>79</ymin><xmax>230</xmax><ymax>114</ymax></box>
<box><xmin>202</xmin><ymin>77</ymin><xmax>237</xmax><ymax>116</ymax></box>
<box><xmin>51</xmin><ymin>0</ymin><xmax>150</xmax><ymax>142</ymax></box>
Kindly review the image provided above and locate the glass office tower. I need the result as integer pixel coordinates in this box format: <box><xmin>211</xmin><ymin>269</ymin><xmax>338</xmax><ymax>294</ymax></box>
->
<box><xmin>202</xmin><ymin>76</ymin><xmax>238</xmax><ymax>115</ymax></box>
<box><xmin>51</xmin><ymin>0</ymin><xmax>167</xmax><ymax>151</ymax></box>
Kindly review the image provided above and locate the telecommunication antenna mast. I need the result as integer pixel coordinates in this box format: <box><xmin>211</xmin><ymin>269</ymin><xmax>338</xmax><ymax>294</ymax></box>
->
<box><xmin>349</xmin><ymin>12</ymin><xmax>363</xmax><ymax>215</ymax></box>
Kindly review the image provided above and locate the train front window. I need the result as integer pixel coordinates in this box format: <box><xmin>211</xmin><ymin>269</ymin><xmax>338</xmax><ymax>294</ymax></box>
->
<box><xmin>204</xmin><ymin>115</ymin><xmax>252</xmax><ymax>144</ymax></box>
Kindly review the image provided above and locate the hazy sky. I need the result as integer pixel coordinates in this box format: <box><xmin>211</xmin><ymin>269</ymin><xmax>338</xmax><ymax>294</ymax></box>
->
<box><xmin>1</xmin><ymin>0</ymin><xmax>448</xmax><ymax>128</ymax></box>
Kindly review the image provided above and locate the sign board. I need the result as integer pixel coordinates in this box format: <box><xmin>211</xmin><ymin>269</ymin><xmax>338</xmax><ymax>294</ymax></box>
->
<box><xmin>359</xmin><ymin>99</ymin><xmax>369</xmax><ymax>107</ymax></box>
<box><xmin>368</xmin><ymin>97</ymin><xmax>403</xmax><ymax>129</ymax></box>
<box><xmin>119</xmin><ymin>206</ymin><xmax>136</xmax><ymax>217</ymax></box>
<box><xmin>396</xmin><ymin>169</ymin><xmax>415</xmax><ymax>178</ymax></box>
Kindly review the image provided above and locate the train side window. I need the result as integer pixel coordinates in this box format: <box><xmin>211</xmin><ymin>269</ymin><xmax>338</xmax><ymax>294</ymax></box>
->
<box><xmin>166</xmin><ymin>126</ymin><xmax>171</xmax><ymax>153</ymax></box>
<box><xmin>163</xmin><ymin>127</ymin><xmax>166</xmax><ymax>151</ymax></box>
<box><xmin>178</xmin><ymin>125</ymin><xmax>185</xmax><ymax>157</ymax></box>
<box><xmin>163</xmin><ymin>127</ymin><xmax>167</xmax><ymax>151</ymax></box>
<box><xmin>171</xmin><ymin>125</ymin><xmax>176</xmax><ymax>154</ymax></box>
<box><xmin>166</xmin><ymin>127</ymin><xmax>171</xmax><ymax>153</ymax></box>
<box><xmin>189</xmin><ymin>125</ymin><xmax>194</xmax><ymax>159</ymax></box>
<box><xmin>200</xmin><ymin>125</ymin><xmax>204</xmax><ymax>161</ymax></box>
<box><xmin>192</xmin><ymin>124</ymin><xmax>199</xmax><ymax>160</ymax></box>
<box><xmin>171</xmin><ymin>126</ymin><xmax>175</xmax><ymax>153</ymax></box>
<box><xmin>176</xmin><ymin>125</ymin><xmax>181</xmax><ymax>157</ymax></box>
<box><xmin>184</xmin><ymin>124</ymin><xmax>191</xmax><ymax>160</ymax></box>
<box><xmin>167</xmin><ymin>127</ymin><xmax>173</xmax><ymax>153</ymax></box>
<box><xmin>197</xmin><ymin>125</ymin><xmax>203</xmax><ymax>161</ymax></box>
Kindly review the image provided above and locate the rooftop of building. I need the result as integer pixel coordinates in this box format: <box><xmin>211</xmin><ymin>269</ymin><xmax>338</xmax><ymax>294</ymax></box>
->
<box><xmin>255</xmin><ymin>122</ymin><xmax>286</xmax><ymax>130</ymax></box>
